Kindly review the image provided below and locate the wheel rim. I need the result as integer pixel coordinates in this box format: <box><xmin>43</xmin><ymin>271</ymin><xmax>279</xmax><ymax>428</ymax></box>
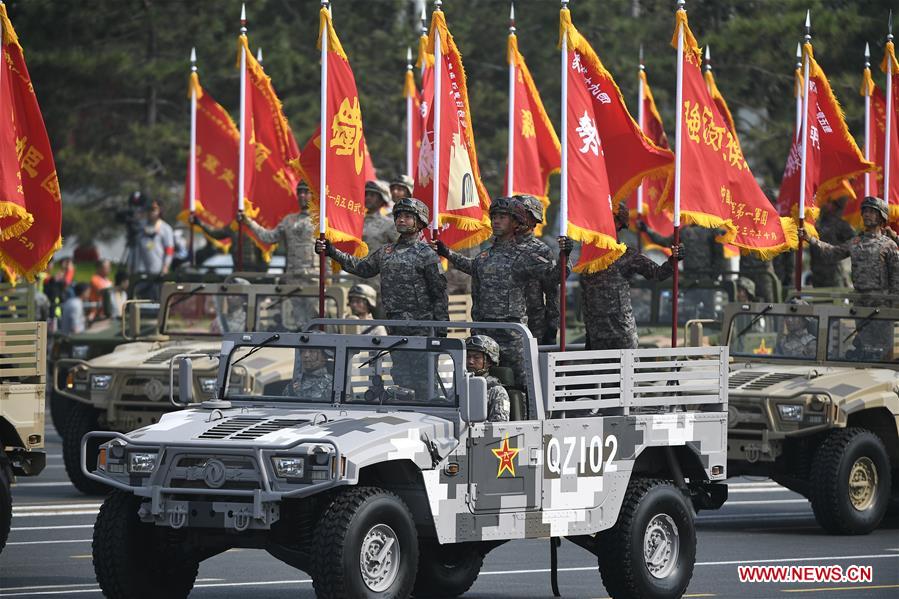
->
<box><xmin>643</xmin><ymin>513</ymin><xmax>680</xmax><ymax>580</ymax></box>
<box><xmin>848</xmin><ymin>457</ymin><xmax>878</xmax><ymax>512</ymax></box>
<box><xmin>359</xmin><ymin>523</ymin><xmax>400</xmax><ymax>592</ymax></box>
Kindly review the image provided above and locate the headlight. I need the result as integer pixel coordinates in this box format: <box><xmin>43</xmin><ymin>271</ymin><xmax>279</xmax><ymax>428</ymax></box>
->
<box><xmin>91</xmin><ymin>374</ymin><xmax>112</xmax><ymax>390</ymax></box>
<box><xmin>272</xmin><ymin>456</ymin><xmax>305</xmax><ymax>479</ymax></box>
<box><xmin>199</xmin><ymin>377</ymin><xmax>217</xmax><ymax>393</ymax></box>
<box><xmin>777</xmin><ymin>404</ymin><xmax>803</xmax><ymax>422</ymax></box>
<box><xmin>71</xmin><ymin>345</ymin><xmax>89</xmax><ymax>359</ymax></box>
<box><xmin>128</xmin><ymin>452</ymin><xmax>158</xmax><ymax>474</ymax></box>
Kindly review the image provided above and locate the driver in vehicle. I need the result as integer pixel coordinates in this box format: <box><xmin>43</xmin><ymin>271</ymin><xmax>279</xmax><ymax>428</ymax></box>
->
<box><xmin>288</xmin><ymin>347</ymin><xmax>334</xmax><ymax>401</ymax></box>
<box><xmin>775</xmin><ymin>300</ymin><xmax>816</xmax><ymax>359</ymax></box>
<box><xmin>465</xmin><ymin>335</ymin><xmax>509</xmax><ymax>422</ymax></box>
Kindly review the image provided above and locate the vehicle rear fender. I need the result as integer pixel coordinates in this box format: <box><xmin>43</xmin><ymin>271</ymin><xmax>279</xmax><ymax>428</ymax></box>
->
<box><xmin>632</xmin><ymin>445</ymin><xmax>708</xmax><ymax>481</ymax></box>
<box><xmin>0</xmin><ymin>418</ymin><xmax>24</xmax><ymax>450</ymax></box>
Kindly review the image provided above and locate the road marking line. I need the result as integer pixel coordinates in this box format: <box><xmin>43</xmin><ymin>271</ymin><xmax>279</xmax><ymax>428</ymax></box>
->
<box><xmin>11</xmin><ymin>524</ymin><xmax>94</xmax><ymax>531</ymax></box>
<box><xmin>11</xmin><ymin>482</ymin><xmax>75</xmax><ymax>488</ymax></box>
<box><xmin>727</xmin><ymin>487</ymin><xmax>794</xmax><ymax>494</ymax></box>
<box><xmin>698</xmin><ymin>511</ymin><xmax>812</xmax><ymax>521</ymax></box>
<box><xmin>724</xmin><ymin>499</ymin><xmax>809</xmax><ymax>506</ymax></box>
<box><xmin>697</xmin><ymin>554</ymin><xmax>899</xmax><ymax>566</ymax></box>
<box><xmin>4</xmin><ymin>539</ymin><xmax>91</xmax><ymax>546</ymax></box>
<box><xmin>69</xmin><ymin>555</ymin><xmax>92</xmax><ymax>559</ymax></box>
<box><xmin>782</xmin><ymin>584</ymin><xmax>899</xmax><ymax>593</ymax></box>
<box><xmin>12</xmin><ymin>503</ymin><xmax>101</xmax><ymax>511</ymax></box>
<box><xmin>727</xmin><ymin>481</ymin><xmax>782</xmax><ymax>487</ymax></box>
<box><xmin>13</xmin><ymin>510</ymin><xmax>99</xmax><ymax>518</ymax></box>
<box><xmin>0</xmin><ymin>579</ymin><xmax>221</xmax><ymax>593</ymax></box>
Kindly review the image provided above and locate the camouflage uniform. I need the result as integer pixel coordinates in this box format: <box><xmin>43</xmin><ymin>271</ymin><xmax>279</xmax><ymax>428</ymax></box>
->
<box><xmin>484</xmin><ymin>375</ymin><xmax>511</xmax><ymax>422</ymax></box>
<box><xmin>646</xmin><ymin>225</ymin><xmax>724</xmax><ymax>281</ymax></box>
<box><xmin>775</xmin><ymin>330</ymin><xmax>816</xmax><ymax>359</ymax></box>
<box><xmin>738</xmin><ymin>254</ymin><xmax>777</xmax><ymax>302</ymax></box>
<box><xmin>811</xmin><ymin>231</ymin><xmax>899</xmax><ymax>305</ymax></box>
<box><xmin>580</xmin><ymin>246</ymin><xmax>674</xmax><ymax>350</ymax></box>
<box><xmin>288</xmin><ymin>366</ymin><xmax>334</xmax><ymax>402</ymax></box>
<box><xmin>363</xmin><ymin>212</ymin><xmax>399</xmax><ymax>255</ymax></box>
<box><xmin>810</xmin><ymin>211</ymin><xmax>855</xmax><ymax>287</ymax></box>
<box><xmin>517</xmin><ymin>232</ymin><xmax>560</xmax><ymax>343</ymax></box>
<box><xmin>244</xmin><ymin>212</ymin><xmax>316</xmax><ymax>278</ymax></box>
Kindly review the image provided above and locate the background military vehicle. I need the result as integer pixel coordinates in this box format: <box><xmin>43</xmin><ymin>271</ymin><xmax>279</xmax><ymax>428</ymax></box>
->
<box><xmin>723</xmin><ymin>300</ymin><xmax>899</xmax><ymax>534</ymax></box>
<box><xmin>0</xmin><ymin>321</ymin><xmax>47</xmax><ymax>553</ymax></box>
<box><xmin>83</xmin><ymin>319</ymin><xmax>728</xmax><ymax>599</ymax></box>
<box><xmin>55</xmin><ymin>280</ymin><xmax>349</xmax><ymax>494</ymax></box>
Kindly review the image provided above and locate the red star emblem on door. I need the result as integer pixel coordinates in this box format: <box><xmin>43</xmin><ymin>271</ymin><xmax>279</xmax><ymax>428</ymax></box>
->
<box><xmin>492</xmin><ymin>435</ymin><xmax>521</xmax><ymax>477</ymax></box>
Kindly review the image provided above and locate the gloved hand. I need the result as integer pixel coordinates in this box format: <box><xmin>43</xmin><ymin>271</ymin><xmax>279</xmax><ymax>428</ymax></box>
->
<box><xmin>670</xmin><ymin>243</ymin><xmax>685</xmax><ymax>262</ymax></box>
<box><xmin>558</xmin><ymin>236</ymin><xmax>574</xmax><ymax>254</ymax></box>
<box><xmin>314</xmin><ymin>238</ymin><xmax>331</xmax><ymax>256</ymax></box>
<box><xmin>236</xmin><ymin>211</ymin><xmax>247</xmax><ymax>223</ymax></box>
<box><xmin>636</xmin><ymin>220</ymin><xmax>648</xmax><ymax>233</ymax></box>
<box><xmin>797</xmin><ymin>227</ymin><xmax>811</xmax><ymax>243</ymax></box>
<box><xmin>429</xmin><ymin>239</ymin><xmax>450</xmax><ymax>258</ymax></box>
<box><xmin>188</xmin><ymin>214</ymin><xmax>198</xmax><ymax>225</ymax></box>
<box><xmin>541</xmin><ymin>327</ymin><xmax>558</xmax><ymax>345</ymax></box>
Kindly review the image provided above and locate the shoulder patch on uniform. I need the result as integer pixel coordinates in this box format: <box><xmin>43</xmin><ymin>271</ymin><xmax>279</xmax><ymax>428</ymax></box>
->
<box><xmin>534</xmin><ymin>255</ymin><xmax>551</xmax><ymax>264</ymax></box>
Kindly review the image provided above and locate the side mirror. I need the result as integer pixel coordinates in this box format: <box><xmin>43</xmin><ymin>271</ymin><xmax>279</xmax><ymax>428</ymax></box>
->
<box><xmin>123</xmin><ymin>300</ymin><xmax>141</xmax><ymax>340</ymax></box>
<box><xmin>687</xmin><ymin>321</ymin><xmax>704</xmax><ymax>348</ymax></box>
<box><xmin>463</xmin><ymin>375</ymin><xmax>488</xmax><ymax>423</ymax></box>
<box><xmin>177</xmin><ymin>357</ymin><xmax>193</xmax><ymax>407</ymax></box>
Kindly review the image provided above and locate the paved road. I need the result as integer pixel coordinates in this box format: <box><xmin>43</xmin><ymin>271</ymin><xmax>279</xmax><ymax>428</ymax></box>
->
<box><xmin>2</xmin><ymin>426</ymin><xmax>898</xmax><ymax>598</ymax></box>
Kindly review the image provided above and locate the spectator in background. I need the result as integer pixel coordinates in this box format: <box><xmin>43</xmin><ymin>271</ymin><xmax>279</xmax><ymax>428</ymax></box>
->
<box><xmin>134</xmin><ymin>199</ymin><xmax>175</xmax><ymax>277</ymax></box>
<box><xmin>59</xmin><ymin>283</ymin><xmax>90</xmax><ymax>335</ymax></box>
<box><xmin>87</xmin><ymin>260</ymin><xmax>112</xmax><ymax>320</ymax></box>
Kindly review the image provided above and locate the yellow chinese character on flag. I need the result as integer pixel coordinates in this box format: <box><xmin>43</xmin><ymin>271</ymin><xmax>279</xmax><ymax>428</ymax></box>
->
<box><xmin>330</xmin><ymin>96</ymin><xmax>364</xmax><ymax>175</ymax></box>
<box><xmin>520</xmin><ymin>109</ymin><xmax>536</xmax><ymax>139</ymax></box>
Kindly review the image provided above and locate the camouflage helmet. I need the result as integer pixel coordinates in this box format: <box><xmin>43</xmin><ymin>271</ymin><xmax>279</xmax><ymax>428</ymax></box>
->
<box><xmin>512</xmin><ymin>194</ymin><xmax>544</xmax><ymax>224</ymax></box>
<box><xmin>348</xmin><ymin>283</ymin><xmax>378</xmax><ymax>310</ymax></box>
<box><xmin>303</xmin><ymin>329</ymin><xmax>335</xmax><ymax>358</ymax></box>
<box><xmin>489</xmin><ymin>196</ymin><xmax>517</xmax><ymax>217</ymax></box>
<box><xmin>860</xmin><ymin>196</ymin><xmax>889</xmax><ymax>222</ymax></box>
<box><xmin>297</xmin><ymin>179</ymin><xmax>310</xmax><ymax>192</ymax></box>
<box><xmin>465</xmin><ymin>335</ymin><xmax>500</xmax><ymax>365</ymax></box>
<box><xmin>736</xmin><ymin>277</ymin><xmax>756</xmax><ymax>299</ymax></box>
<box><xmin>389</xmin><ymin>174</ymin><xmax>414</xmax><ymax>196</ymax></box>
<box><xmin>393</xmin><ymin>197</ymin><xmax>430</xmax><ymax>228</ymax></box>
<box><xmin>365</xmin><ymin>180</ymin><xmax>391</xmax><ymax>205</ymax></box>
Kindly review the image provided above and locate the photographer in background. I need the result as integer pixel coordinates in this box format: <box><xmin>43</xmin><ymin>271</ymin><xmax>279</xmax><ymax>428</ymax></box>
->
<box><xmin>127</xmin><ymin>196</ymin><xmax>173</xmax><ymax>300</ymax></box>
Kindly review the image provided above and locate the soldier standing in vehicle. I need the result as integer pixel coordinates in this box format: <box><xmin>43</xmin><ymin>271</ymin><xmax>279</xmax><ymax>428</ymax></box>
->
<box><xmin>189</xmin><ymin>214</ymin><xmax>267</xmax><ymax>272</ymax></box>
<box><xmin>464</xmin><ymin>335</ymin><xmax>509</xmax><ymax>422</ymax></box>
<box><xmin>239</xmin><ymin>180</ymin><xmax>316</xmax><ymax>279</ymax></box>
<box><xmin>640</xmin><ymin>221</ymin><xmax>723</xmax><ymax>281</ymax></box>
<box><xmin>801</xmin><ymin>196</ymin><xmax>899</xmax><ymax>305</ymax></box>
<box><xmin>511</xmin><ymin>195</ymin><xmax>560</xmax><ymax>345</ymax></box>
<box><xmin>809</xmin><ymin>197</ymin><xmax>855</xmax><ymax>288</ymax></box>
<box><xmin>434</xmin><ymin>197</ymin><xmax>572</xmax><ymax>393</ymax></box>
<box><xmin>581</xmin><ymin>201</ymin><xmax>683</xmax><ymax>350</ymax></box>
<box><xmin>346</xmin><ymin>284</ymin><xmax>387</xmax><ymax>336</ymax></box>
<box><xmin>315</xmin><ymin>197</ymin><xmax>448</xmax><ymax>336</ymax></box>
<box><xmin>363</xmin><ymin>180</ymin><xmax>399</xmax><ymax>255</ymax></box>
<box><xmin>388</xmin><ymin>174</ymin><xmax>414</xmax><ymax>203</ymax></box>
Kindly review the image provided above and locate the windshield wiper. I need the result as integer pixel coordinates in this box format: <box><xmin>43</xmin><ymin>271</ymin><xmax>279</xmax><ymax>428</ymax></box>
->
<box><xmin>167</xmin><ymin>284</ymin><xmax>207</xmax><ymax>310</ymax></box>
<box><xmin>231</xmin><ymin>333</ymin><xmax>280</xmax><ymax>368</ymax></box>
<box><xmin>735</xmin><ymin>305</ymin><xmax>773</xmax><ymax>339</ymax></box>
<box><xmin>843</xmin><ymin>309</ymin><xmax>880</xmax><ymax>344</ymax></box>
<box><xmin>360</xmin><ymin>337</ymin><xmax>408</xmax><ymax>369</ymax></box>
<box><xmin>265</xmin><ymin>287</ymin><xmax>305</xmax><ymax>311</ymax></box>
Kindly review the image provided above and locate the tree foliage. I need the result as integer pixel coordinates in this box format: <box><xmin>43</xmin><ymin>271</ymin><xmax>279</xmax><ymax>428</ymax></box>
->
<box><xmin>8</xmin><ymin>0</ymin><xmax>895</xmax><ymax>242</ymax></box>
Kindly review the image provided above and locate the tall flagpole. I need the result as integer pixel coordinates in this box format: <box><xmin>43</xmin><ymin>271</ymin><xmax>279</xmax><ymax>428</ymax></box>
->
<box><xmin>319</xmin><ymin>0</ymin><xmax>330</xmax><ymax>318</ymax></box>
<box><xmin>236</xmin><ymin>3</ymin><xmax>248</xmax><ymax>272</ymax></box>
<box><xmin>796</xmin><ymin>11</ymin><xmax>811</xmax><ymax>293</ymax></box>
<box><xmin>885</xmin><ymin>13</ymin><xmax>894</xmax><ymax>202</ymax></box>
<box><xmin>507</xmin><ymin>3</ymin><xmax>516</xmax><ymax>197</ymax></box>
<box><xmin>420</xmin><ymin>5</ymin><xmax>428</xmax><ymax>78</ymax></box>
<box><xmin>794</xmin><ymin>43</ymin><xmax>802</xmax><ymax>138</ymax></box>
<box><xmin>672</xmin><ymin>0</ymin><xmax>686</xmax><ymax>348</ymax></box>
<box><xmin>865</xmin><ymin>43</ymin><xmax>872</xmax><ymax>197</ymax></box>
<box><xmin>636</xmin><ymin>44</ymin><xmax>645</xmax><ymax>252</ymax></box>
<box><xmin>559</xmin><ymin>0</ymin><xmax>570</xmax><ymax>352</ymax></box>
<box><xmin>431</xmin><ymin>0</ymin><xmax>443</xmax><ymax>239</ymax></box>
<box><xmin>406</xmin><ymin>47</ymin><xmax>414</xmax><ymax>179</ymax></box>
<box><xmin>189</xmin><ymin>48</ymin><xmax>198</xmax><ymax>267</ymax></box>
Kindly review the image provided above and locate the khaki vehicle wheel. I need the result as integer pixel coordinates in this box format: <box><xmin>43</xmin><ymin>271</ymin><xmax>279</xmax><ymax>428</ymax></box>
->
<box><xmin>0</xmin><ymin>463</ymin><xmax>11</xmax><ymax>554</ymax></box>
<box><xmin>597</xmin><ymin>478</ymin><xmax>696</xmax><ymax>599</ymax></box>
<box><xmin>810</xmin><ymin>428</ymin><xmax>891</xmax><ymax>535</ymax></box>
<box><xmin>313</xmin><ymin>487</ymin><xmax>419</xmax><ymax>599</ymax></box>
<box><xmin>62</xmin><ymin>402</ymin><xmax>108</xmax><ymax>496</ymax></box>
<box><xmin>93</xmin><ymin>491</ymin><xmax>198</xmax><ymax>599</ymax></box>
<box><xmin>412</xmin><ymin>540</ymin><xmax>483</xmax><ymax>598</ymax></box>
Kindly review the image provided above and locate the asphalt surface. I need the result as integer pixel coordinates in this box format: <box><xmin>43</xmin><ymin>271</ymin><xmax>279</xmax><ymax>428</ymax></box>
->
<box><xmin>2</xmin><ymin>424</ymin><xmax>898</xmax><ymax>599</ymax></box>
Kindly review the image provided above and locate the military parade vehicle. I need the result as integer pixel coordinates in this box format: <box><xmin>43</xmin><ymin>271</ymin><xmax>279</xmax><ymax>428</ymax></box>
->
<box><xmin>55</xmin><ymin>279</ymin><xmax>349</xmax><ymax>494</ymax></box>
<box><xmin>0</xmin><ymin>321</ymin><xmax>47</xmax><ymax>553</ymax></box>
<box><xmin>723</xmin><ymin>299</ymin><xmax>899</xmax><ymax>534</ymax></box>
<box><xmin>83</xmin><ymin>318</ymin><xmax>729</xmax><ymax>599</ymax></box>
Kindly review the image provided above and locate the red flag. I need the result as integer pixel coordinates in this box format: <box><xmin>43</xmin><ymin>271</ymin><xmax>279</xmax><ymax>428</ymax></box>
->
<box><xmin>880</xmin><ymin>42</ymin><xmax>899</xmax><ymax>222</ymax></box>
<box><xmin>669</xmin><ymin>10</ymin><xmax>796</xmax><ymax>258</ymax></box>
<box><xmin>560</xmin><ymin>8</ymin><xmax>673</xmax><ymax>272</ymax></box>
<box><xmin>850</xmin><ymin>68</ymin><xmax>886</xmax><ymax>228</ymax></box>
<box><xmin>0</xmin><ymin>5</ymin><xmax>61</xmax><ymax>282</ymax></box>
<box><xmin>237</xmin><ymin>35</ymin><xmax>255</xmax><ymax>217</ymax></box>
<box><xmin>505</xmin><ymin>32</ymin><xmax>560</xmax><ymax>237</ymax></box>
<box><xmin>413</xmin><ymin>9</ymin><xmax>491</xmax><ymax>250</ymax></box>
<box><xmin>411</xmin><ymin>32</ymin><xmax>434</xmax><ymax>187</ymax></box>
<box><xmin>179</xmin><ymin>74</ymin><xmax>239</xmax><ymax>253</ymax></box>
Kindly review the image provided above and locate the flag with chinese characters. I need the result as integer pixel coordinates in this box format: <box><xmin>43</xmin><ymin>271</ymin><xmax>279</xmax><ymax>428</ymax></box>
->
<box><xmin>291</xmin><ymin>8</ymin><xmax>371</xmax><ymax>258</ymax></box>
<box><xmin>668</xmin><ymin>10</ymin><xmax>795</xmax><ymax>258</ymax></box>
<box><xmin>881</xmin><ymin>42</ymin><xmax>899</xmax><ymax>222</ymax></box>
<box><xmin>627</xmin><ymin>69</ymin><xmax>674</xmax><ymax>254</ymax></box>
<box><xmin>242</xmin><ymin>37</ymin><xmax>302</xmax><ymax>258</ymax></box>
<box><xmin>776</xmin><ymin>43</ymin><xmax>873</xmax><ymax>231</ymax></box>
<box><xmin>413</xmin><ymin>9</ymin><xmax>491</xmax><ymax>250</ymax></box>
<box><xmin>0</xmin><ymin>4</ymin><xmax>61</xmax><ymax>282</ymax></box>
<box><xmin>411</xmin><ymin>30</ymin><xmax>434</xmax><ymax>187</ymax></box>
<box><xmin>178</xmin><ymin>73</ymin><xmax>239</xmax><ymax>252</ymax></box>
<box><xmin>849</xmin><ymin>68</ymin><xmax>886</xmax><ymax>228</ymax></box>
<box><xmin>560</xmin><ymin>8</ymin><xmax>673</xmax><ymax>272</ymax></box>
<box><xmin>505</xmin><ymin>32</ymin><xmax>560</xmax><ymax>236</ymax></box>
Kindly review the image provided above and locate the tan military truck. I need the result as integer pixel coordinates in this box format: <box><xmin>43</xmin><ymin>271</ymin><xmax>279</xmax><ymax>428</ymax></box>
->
<box><xmin>53</xmin><ymin>280</ymin><xmax>349</xmax><ymax>494</ymax></box>
<box><xmin>722</xmin><ymin>301</ymin><xmax>899</xmax><ymax>534</ymax></box>
<box><xmin>1</xmin><ymin>321</ymin><xmax>47</xmax><ymax>553</ymax></box>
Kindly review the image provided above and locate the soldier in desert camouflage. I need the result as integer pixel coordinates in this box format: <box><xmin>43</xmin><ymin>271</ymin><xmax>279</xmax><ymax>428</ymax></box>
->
<box><xmin>362</xmin><ymin>180</ymin><xmax>398</xmax><ymax>255</ymax></box>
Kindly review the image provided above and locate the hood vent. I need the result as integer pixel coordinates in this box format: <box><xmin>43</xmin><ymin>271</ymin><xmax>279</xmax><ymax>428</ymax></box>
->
<box><xmin>145</xmin><ymin>347</ymin><xmax>195</xmax><ymax>365</ymax></box>
<box><xmin>231</xmin><ymin>419</ymin><xmax>306</xmax><ymax>440</ymax></box>
<box><xmin>729</xmin><ymin>371</ymin><xmax>767</xmax><ymax>389</ymax></box>
<box><xmin>742</xmin><ymin>372</ymin><xmax>803</xmax><ymax>391</ymax></box>
<box><xmin>197</xmin><ymin>417</ymin><xmax>305</xmax><ymax>440</ymax></box>
<box><xmin>198</xmin><ymin>417</ymin><xmax>265</xmax><ymax>439</ymax></box>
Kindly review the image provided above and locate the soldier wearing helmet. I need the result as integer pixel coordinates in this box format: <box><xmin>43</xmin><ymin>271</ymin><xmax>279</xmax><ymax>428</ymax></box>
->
<box><xmin>363</xmin><ymin>180</ymin><xmax>398</xmax><ymax>255</ymax></box>
<box><xmin>347</xmin><ymin>284</ymin><xmax>387</xmax><ymax>336</ymax></box>
<box><xmin>289</xmin><ymin>332</ymin><xmax>335</xmax><ymax>402</ymax></box>
<box><xmin>434</xmin><ymin>196</ymin><xmax>573</xmax><ymax>406</ymax></box>
<box><xmin>775</xmin><ymin>298</ymin><xmax>816</xmax><ymax>359</ymax></box>
<box><xmin>389</xmin><ymin>175</ymin><xmax>414</xmax><ymax>203</ymax></box>
<box><xmin>801</xmin><ymin>196</ymin><xmax>899</xmax><ymax>306</ymax></box>
<box><xmin>736</xmin><ymin>277</ymin><xmax>756</xmax><ymax>302</ymax></box>
<box><xmin>316</xmin><ymin>197</ymin><xmax>448</xmax><ymax>336</ymax></box>
<box><xmin>511</xmin><ymin>195</ymin><xmax>561</xmax><ymax>345</ymax></box>
<box><xmin>465</xmin><ymin>335</ymin><xmax>509</xmax><ymax>422</ymax></box>
<box><xmin>809</xmin><ymin>197</ymin><xmax>854</xmax><ymax>287</ymax></box>
<box><xmin>581</xmin><ymin>200</ymin><xmax>684</xmax><ymax>350</ymax></box>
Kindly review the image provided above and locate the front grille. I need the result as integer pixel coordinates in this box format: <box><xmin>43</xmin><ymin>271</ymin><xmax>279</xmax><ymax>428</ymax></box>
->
<box><xmin>169</xmin><ymin>455</ymin><xmax>261</xmax><ymax>490</ymax></box>
<box><xmin>743</xmin><ymin>372</ymin><xmax>802</xmax><ymax>391</ymax></box>
<box><xmin>198</xmin><ymin>417</ymin><xmax>265</xmax><ymax>439</ymax></box>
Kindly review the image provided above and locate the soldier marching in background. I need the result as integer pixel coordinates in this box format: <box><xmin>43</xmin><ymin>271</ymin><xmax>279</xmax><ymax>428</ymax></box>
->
<box><xmin>640</xmin><ymin>221</ymin><xmax>724</xmax><ymax>282</ymax></box>
<box><xmin>464</xmin><ymin>335</ymin><xmax>510</xmax><ymax>422</ymax></box>
<box><xmin>388</xmin><ymin>174</ymin><xmax>414</xmax><ymax>203</ymax></box>
<box><xmin>512</xmin><ymin>195</ymin><xmax>561</xmax><ymax>345</ymax></box>
<box><xmin>363</xmin><ymin>180</ymin><xmax>399</xmax><ymax>254</ymax></box>
<box><xmin>809</xmin><ymin>197</ymin><xmax>855</xmax><ymax>288</ymax></box>
<box><xmin>581</xmin><ymin>201</ymin><xmax>683</xmax><ymax>350</ymax></box>
<box><xmin>346</xmin><ymin>283</ymin><xmax>387</xmax><ymax>336</ymax></box>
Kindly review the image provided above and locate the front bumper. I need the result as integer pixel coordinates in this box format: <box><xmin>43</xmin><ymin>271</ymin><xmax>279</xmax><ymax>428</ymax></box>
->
<box><xmin>8</xmin><ymin>449</ymin><xmax>46</xmax><ymax>476</ymax></box>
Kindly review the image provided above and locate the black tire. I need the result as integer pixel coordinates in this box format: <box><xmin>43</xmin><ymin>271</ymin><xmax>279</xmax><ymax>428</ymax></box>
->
<box><xmin>0</xmin><ymin>464</ymin><xmax>11</xmax><ymax>554</ymax></box>
<box><xmin>597</xmin><ymin>478</ymin><xmax>697</xmax><ymax>599</ymax></box>
<box><xmin>412</xmin><ymin>541</ymin><xmax>483</xmax><ymax>598</ymax></box>
<box><xmin>810</xmin><ymin>428</ymin><xmax>891</xmax><ymax>535</ymax></box>
<box><xmin>93</xmin><ymin>491</ymin><xmax>199</xmax><ymax>599</ymax></box>
<box><xmin>49</xmin><ymin>389</ymin><xmax>73</xmax><ymax>437</ymax></box>
<box><xmin>62</xmin><ymin>402</ymin><xmax>109</xmax><ymax>496</ymax></box>
<box><xmin>313</xmin><ymin>487</ymin><xmax>419</xmax><ymax>599</ymax></box>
